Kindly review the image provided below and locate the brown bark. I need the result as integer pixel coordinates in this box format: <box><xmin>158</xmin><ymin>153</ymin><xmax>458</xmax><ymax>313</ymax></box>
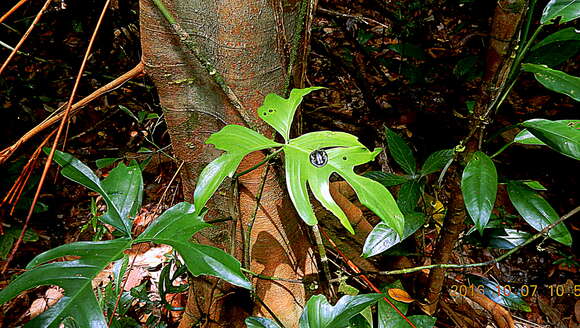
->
<box><xmin>139</xmin><ymin>1</ymin><xmax>315</xmax><ymax>327</ymax></box>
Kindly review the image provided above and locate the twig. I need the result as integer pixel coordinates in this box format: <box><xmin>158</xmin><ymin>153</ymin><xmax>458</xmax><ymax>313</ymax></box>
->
<box><xmin>244</xmin><ymin>163</ymin><xmax>270</xmax><ymax>270</ymax></box>
<box><xmin>317</xmin><ymin>7</ymin><xmax>391</xmax><ymax>30</ymax></box>
<box><xmin>320</xmin><ymin>228</ymin><xmax>416</xmax><ymax>328</ymax></box>
<box><xmin>0</xmin><ymin>0</ymin><xmax>29</xmax><ymax>25</ymax></box>
<box><xmin>312</xmin><ymin>224</ymin><xmax>336</xmax><ymax>300</ymax></box>
<box><xmin>0</xmin><ymin>0</ymin><xmax>52</xmax><ymax>75</ymax></box>
<box><xmin>150</xmin><ymin>0</ymin><xmax>262</xmax><ymax>135</ymax></box>
<box><xmin>367</xmin><ymin>205</ymin><xmax>580</xmax><ymax>276</ymax></box>
<box><xmin>240</xmin><ymin>268</ymin><xmax>304</xmax><ymax>284</ymax></box>
<box><xmin>0</xmin><ymin>62</ymin><xmax>144</xmax><ymax>165</ymax></box>
<box><xmin>234</xmin><ymin>148</ymin><xmax>283</xmax><ymax>179</ymax></box>
<box><xmin>1</xmin><ymin>0</ymin><xmax>112</xmax><ymax>274</ymax></box>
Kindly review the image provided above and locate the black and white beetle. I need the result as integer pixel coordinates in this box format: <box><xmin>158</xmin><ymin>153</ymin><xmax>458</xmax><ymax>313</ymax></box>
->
<box><xmin>309</xmin><ymin>149</ymin><xmax>329</xmax><ymax>167</ymax></box>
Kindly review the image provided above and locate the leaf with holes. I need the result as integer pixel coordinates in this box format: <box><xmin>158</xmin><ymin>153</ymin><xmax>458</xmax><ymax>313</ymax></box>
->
<box><xmin>194</xmin><ymin>125</ymin><xmax>282</xmax><ymax>214</ymax></box>
<box><xmin>284</xmin><ymin>132</ymin><xmax>404</xmax><ymax>235</ymax></box>
<box><xmin>541</xmin><ymin>0</ymin><xmax>580</xmax><ymax>24</ymax></box>
<box><xmin>257</xmin><ymin>87</ymin><xmax>324</xmax><ymax>142</ymax></box>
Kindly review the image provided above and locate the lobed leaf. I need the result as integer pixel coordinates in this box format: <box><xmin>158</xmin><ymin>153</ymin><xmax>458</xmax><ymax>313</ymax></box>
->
<box><xmin>522</xmin><ymin>64</ymin><xmax>580</xmax><ymax>102</ymax></box>
<box><xmin>507</xmin><ymin>181</ymin><xmax>572</xmax><ymax>245</ymax></box>
<box><xmin>245</xmin><ymin>317</ymin><xmax>282</xmax><ymax>328</ymax></box>
<box><xmin>461</xmin><ymin>152</ymin><xmax>498</xmax><ymax>235</ymax></box>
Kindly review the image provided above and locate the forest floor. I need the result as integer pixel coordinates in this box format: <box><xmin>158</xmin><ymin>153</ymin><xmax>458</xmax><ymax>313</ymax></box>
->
<box><xmin>0</xmin><ymin>0</ymin><xmax>578</xmax><ymax>327</ymax></box>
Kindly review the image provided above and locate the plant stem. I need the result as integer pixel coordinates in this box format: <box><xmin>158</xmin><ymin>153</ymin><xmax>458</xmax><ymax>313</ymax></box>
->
<box><xmin>490</xmin><ymin>141</ymin><xmax>513</xmax><ymax>159</ymax></box>
<box><xmin>240</xmin><ymin>268</ymin><xmax>304</xmax><ymax>284</ymax></box>
<box><xmin>234</xmin><ymin>148</ymin><xmax>283</xmax><ymax>179</ymax></box>
<box><xmin>244</xmin><ymin>163</ymin><xmax>270</xmax><ymax>269</ymax></box>
<box><xmin>371</xmin><ymin>205</ymin><xmax>580</xmax><ymax>276</ymax></box>
<box><xmin>312</xmin><ymin>224</ymin><xmax>336</xmax><ymax>300</ymax></box>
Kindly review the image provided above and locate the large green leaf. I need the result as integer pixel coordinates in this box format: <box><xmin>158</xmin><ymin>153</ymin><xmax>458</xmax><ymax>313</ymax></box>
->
<box><xmin>136</xmin><ymin>202</ymin><xmax>251</xmax><ymax>289</ymax></box>
<box><xmin>522</xmin><ymin>64</ymin><xmax>580</xmax><ymax>101</ymax></box>
<box><xmin>385</xmin><ymin>128</ymin><xmax>416</xmax><ymax>175</ymax></box>
<box><xmin>194</xmin><ymin>125</ymin><xmax>282</xmax><ymax>214</ymax></box>
<box><xmin>397</xmin><ymin>180</ymin><xmax>423</xmax><ymax>214</ymax></box>
<box><xmin>45</xmin><ymin>149</ymin><xmax>142</xmax><ymax>235</ymax></box>
<box><xmin>362</xmin><ymin>212</ymin><xmax>425</xmax><ymax>258</ymax></box>
<box><xmin>420</xmin><ymin>149</ymin><xmax>454</xmax><ymax>176</ymax></box>
<box><xmin>467</xmin><ymin>275</ymin><xmax>531</xmax><ymax>312</ymax></box>
<box><xmin>507</xmin><ymin>181</ymin><xmax>572</xmax><ymax>245</ymax></box>
<box><xmin>541</xmin><ymin>0</ymin><xmax>580</xmax><ymax>24</ymax></box>
<box><xmin>257</xmin><ymin>87</ymin><xmax>324</xmax><ymax>142</ymax></box>
<box><xmin>521</xmin><ymin>119</ymin><xmax>580</xmax><ymax>160</ymax></box>
<box><xmin>299</xmin><ymin>294</ymin><xmax>382</xmax><ymax>328</ymax></box>
<box><xmin>377</xmin><ymin>282</ymin><xmax>436</xmax><ymax>328</ymax></box>
<box><xmin>514</xmin><ymin>120</ymin><xmax>579</xmax><ymax>146</ymax></box>
<box><xmin>284</xmin><ymin>132</ymin><xmax>404</xmax><ymax>235</ymax></box>
<box><xmin>245</xmin><ymin>317</ymin><xmax>282</xmax><ymax>328</ymax></box>
<box><xmin>533</xmin><ymin>27</ymin><xmax>580</xmax><ymax>49</ymax></box>
<box><xmin>0</xmin><ymin>238</ymin><xmax>132</xmax><ymax>327</ymax></box>
<box><xmin>461</xmin><ymin>152</ymin><xmax>498</xmax><ymax>235</ymax></box>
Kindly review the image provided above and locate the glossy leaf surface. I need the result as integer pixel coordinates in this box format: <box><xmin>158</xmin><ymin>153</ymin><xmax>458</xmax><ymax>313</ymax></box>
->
<box><xmin>385</xmin><ymin>128</ymin><xmax>416</xmax><ymax>175</ymax></box>
<box><xmin>137</xmin><ymin>202</ymin><xmax>251</xmax><ymax>289</ymax></box>
<box><xmin>245</xmin><ymin>317</ymin><xmax>282</xmax><ymax>328</ymax></box>
<box><xmin>299</xmin><ymin>294</ymin><xmax>382</xmax><ymax>328</ymax></box>
<box><xmin>533</xmin><ymin>27</ymin><xmax>580</xmax><ymax>49</ymax></box>
<box><xmin>522</xmin><ymin>64</ymin><xmax>580</xmax><ymax>101</ymax></box>
<box><xmin>507</xmin><ymin>181</ymin><xmax>572</xmax><ymax>245</ymax></box>
<box><xmin>521</xmin><ymin>119</ymin><xmax>580</xmax><ymax>160</ymax></box>
<box><xmin>362</xmin><ymin>212</ymin><xmax>425</xmax><ymax>258</ymax></box>
<box><xmin>364</xmin><ymin>171</ymin><xmax>410</xmax><ymax>187</ymax></box>
<box><xmin>420</xmin><ymin>149</ymin><xmax>454</xmax><ymax>176</ymax></box>
<box><xmin>541</xmin><ymin>0</ymin><xmax>580</xmax><ymax>24</ymax></box>
<box><xmin>461</xmin><ymin>152</ymin><xmax>497</xmax><ymax>234</ymax></box>
<box><xmin>194</xmin><ymin>125</ymin><xmax>282</xmax><ymax>214</ymax></box>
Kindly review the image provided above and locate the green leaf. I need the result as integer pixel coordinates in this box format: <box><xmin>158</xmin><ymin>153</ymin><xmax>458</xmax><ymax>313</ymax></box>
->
<box><xmin>95</xmin><ymin>157</ymin><xmax>121</xmax><ymax>169</ymax></box>
<box><xmin>487</xmin><ymin>228</ymin><xmax>532</xmax><ymax>249</ymax></box>
<box><xmin>299</xmin><ymin>294</ymin><xmax>382</xmax><ymax>328</ymax></box>
<box><xmin>420</xmin><ymin>149</ymin><xmax>454</xmax><ymax>176</ymax></box>
<box><xmin>514</xmin><ymin>120</ymin><xmax>579</xmax><ymax>146</ymax></box>
<box><xmin>0</xmin><ymin>238</ymin><xmax>132</xmax><ymax>327</ymax></box>
<box><xmin>245</xmin><ymin>317</ymin><xmax>282</xmax><ymax>328</ymax></box>
<box><xmin>521</xmin><ymin>119</ymin><xmax>580</xmax><ymax>160</ymax></box>
<box><xmin>284</xmin><ymin>132</ymin><xmax>404</xmax><ymax>235</ymax></box>
<box><xmin>522</xmin><ymin>180</ymin><xmax>547</xmax><ymax>191</ymax></box>
<box><xmin>136</xmin><ymin>202</ymin><xmax>252</xmax><ymax>289</ymax></box>
<box><xmin>257</xmin><ymin>87</ymin><xmax>323</xmax><ymax>142</ymax></box>
<box><xmin>45</xmin><ymin>149</ymin><xmax>140</xmax><ymax>235</ymax></box>
<box><xmin>541</xmin><ymin>0</ymin><xmax>580</xmax><ymax>24</ymax></box>
<box><xmin>533</xmin><ymin>27</ymin><xmax>580</xmax><ymax>49</ymax></box>
<box><xmin>397</xmin><ymin>180</ymin><xmax>423</xmax><ymax>214</ymax></box>
<box><xmin>522</xmin><ymin>64</ymin><xmax>580</xmax><ymax>101</ymax></box>
<box><xmin>385</xmin><ymin>128</ymin><xmax>416</xmax><ymax>175</ymax></box>
<box><xmin>377</xmin><ymin>282</ymin><xmax>436</xmax><ymax>328</ymax></box>
<box><xmin>0</xmin><ymin>227</ymin><xmax>39</xmax><ymax>260</ymax></box>
<box><xmin>467</xmin><ymin>274</ymin><xmax>531</xmax><ymax>312</ymax></box>
<box><xmin>362</xmin><ymin>212</ymin><xmax>425</xmax><ymax>258</ymax></box>
<box><xmin>507</xmin><ymin>181</ymin><xmax>572</xmax><ymax>245</ymax></box>
<box><xmin>364</xmin><ymin>171</ymin><xmax>410</xmax><ymax>187</ymax></box>
<box><xmin>461</xmin><ymin>151</ymin><xmax>498</xmax><ymax>235</ymax></box>
<box><xmin>194</xmin><ymin>125</ymin><xmax>282</xmax><ymax>214</ymax></box>
<box><xmin>527</xmin><ymin>40</ymin><xmax>580</xmax><ymax>67</ymax></box>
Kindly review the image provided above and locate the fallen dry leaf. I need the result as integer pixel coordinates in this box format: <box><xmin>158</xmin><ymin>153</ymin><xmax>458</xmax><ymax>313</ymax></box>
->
<box><xmin>388</xmin><ymin>288</ymin><xmax>414</xmax><ymax>303</ymax></box>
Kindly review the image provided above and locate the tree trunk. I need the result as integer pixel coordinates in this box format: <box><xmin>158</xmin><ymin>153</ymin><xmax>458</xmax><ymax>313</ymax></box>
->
<box><xmin>139</xmin><ymin>0</ymin><xmax>315</xmax><ymax>326</ymax></box>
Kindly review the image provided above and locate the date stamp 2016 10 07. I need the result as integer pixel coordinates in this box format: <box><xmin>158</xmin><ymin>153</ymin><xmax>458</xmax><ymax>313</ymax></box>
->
<box><xmin>450</xmin><ymin>283</ymin><xmax>580</xmax><ymax>298</ymax></box>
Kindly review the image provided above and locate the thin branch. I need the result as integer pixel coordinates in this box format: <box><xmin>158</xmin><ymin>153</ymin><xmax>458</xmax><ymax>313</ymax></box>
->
<box><xmin>0</xmin><ymin>0</ymin><xmax>29</xmax><ymax>25</ymax></box>
<box><xmin>0</xmin><ymin>62</ymin><xmax>144</xmax><ymax>165</ymax></box>
<box><xmin>1</xmin><ymin>0</ymin><xmax>112</xmax><ymax>274</ymax></box>
<box><xmin>240</xmin><ymin>268</ymin><xmax>304</xmax><ymax>284</ymax></box>
<box><xmin>244</xmin><ymin>163</ymin><xmax>270</xmax><ymax>269</ymax></box>
<box><xmin>234</xmin><ymin>148</ymin><xmax>283</xmax><ymax>179</ymax></box>
<box><xmin>0</xmin><ymin>0</ymin><xmax>52</xmax><ymax>75</ymax></box>
<box><xmin>371</xmin><ymin>205</ymin><xmax>580</xmax><ymax>276</ymax></box>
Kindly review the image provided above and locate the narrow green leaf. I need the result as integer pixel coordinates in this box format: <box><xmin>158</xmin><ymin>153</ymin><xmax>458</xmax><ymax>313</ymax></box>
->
<box><xmin>0</xmin><ymin>238</ymin><xmax>132</xmax><ymax>327</ymax></box>
<box><xmin>362</xmin><ymin>212</ymin><xmax>425</xmax><ymax>258</ymax></box>
<box><xmin>541</xmin><ymin>0</ymin><xmax>580</xmax><ymax>24</ymax></box>
<box><xmin>364</xmin><ymin>171</ymin><xmax>410</xmax><ymax>187</ymax></box>
<box><xmin>299</xmin><ymin>294</ymin><xmax>382</xmax><ymax>328</ymax></box>
<box><xmin>522</xmin><ymin>64</ymin><xmax>580</xmax><ymax>101</ymax></box>
<box><xmin>487</xmin><ymin>228</ymin><xmax>532</xmax><ymax>249</ymax></box>
<box><xmin>245</xmin><ymin>317</ymin><xmax>282</xmax><ymax>328</ymax></box>
<box><xmin>527</xmin><ymin>40</ymin><xmax>580</xmax><ymax>67</ymax></box>
<box><xmin>101</xmin><ymin>162</ymin><xmax>143</xmax><ymax>230</ymax></box>
<box><xmin>95</xmin><ymin>157</ymin><xmax>121</xmax><ymax>169</ymax></box>
<box><xmin>194</xmin><ymin>125</ymin><xmax>282</xmax><ymax>214</ymax></box>
<box><xmin>533</xmin><ymin>27</ymin><xmax>580</xmax><ymax>49</ymax></box>
<box><xmin>461</xmin><ymin>152</ymin><xmax>498</xmax><ymax>235</ymax></box>
<box><xmin>467</xmin><ymin>274</ymin><xmax>531</xmax><ymax>312</ymax></box>
<box><xmin>385</xmin><ymin>128</ymin><xmax>416</xmax><ymax>174</ymax></box>
<box><xmin>137</xmin><ymin>202</ymin><xmax>252</xmax><ymax>289</ymax></box>
<box><xmin>521</xmin><ymin>119</ymin><xmax>580</xmax><ymax>160</ymax></box>
<box><xmin>420</xmin><ymin>149</ymin><xmax>454</xmax><ymax>176</ymax></box>
<box><xmin>285</xmin><ymin>132</ymin><xmax>404</xmax><ymax>236</ymax></box>
<box><xmin>257</xmin><ymin>87</ymin><xmax>323</xmax><ymax>142</ymax></box>
<box><xmin>45</xmin><ymin>149</ymin><xmax>133</xmax><ymax>235</ymax></box>
<box><xmin>522</xmin><ymin>180</ymin><xmax>547</xmax><ymax>191</ymax></box>
<box><xmin>507</xmin><ymin>181</ymin><xmax>572</xmax><ymax>245</ymax></box>
<box><xmin>514</xmin><ymin>120</ymin><xmax>579</xmax><ymax>145</ymax></box>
